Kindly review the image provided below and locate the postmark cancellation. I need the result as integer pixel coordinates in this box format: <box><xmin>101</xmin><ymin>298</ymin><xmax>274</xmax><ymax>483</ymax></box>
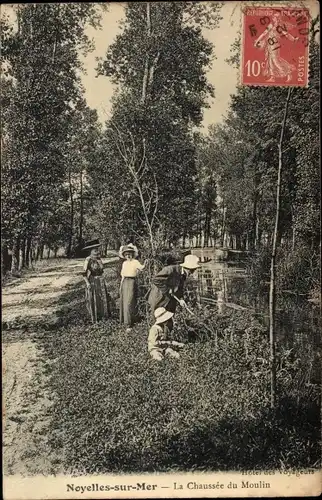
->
<box><xmin>241</xmin><ymin>5</ymin><xmax>310</xmax><ymax>87</ymax></box>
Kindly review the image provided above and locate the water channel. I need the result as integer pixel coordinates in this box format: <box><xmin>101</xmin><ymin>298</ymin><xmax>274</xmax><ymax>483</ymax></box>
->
<box><xmin>191</xmin><ymin>247</ymin><xmax>321</xmax><ymax>351</ymax></box>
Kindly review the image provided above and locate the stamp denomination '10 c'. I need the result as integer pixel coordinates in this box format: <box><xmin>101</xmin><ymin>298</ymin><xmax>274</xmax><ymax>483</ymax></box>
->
<box><xmin>241</xmin><ymin>7</ymin><xmax>310</xmax><ymax>87</ymax></box>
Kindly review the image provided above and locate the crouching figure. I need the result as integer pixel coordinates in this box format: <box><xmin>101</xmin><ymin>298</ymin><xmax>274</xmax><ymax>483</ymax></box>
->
<box><xmin>148</xmin><ymin>307</ymin><xmax>184</xmax><ymax>361</ymax></box>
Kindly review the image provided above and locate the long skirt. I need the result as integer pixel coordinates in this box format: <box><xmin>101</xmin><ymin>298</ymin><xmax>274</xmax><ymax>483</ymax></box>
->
<box><xmin>120</xmin><ymin>277</ymin><xmax>138</xmax><ymax>327</ymax></box>
<box><xmin>85</xmin><ymin>276</ymin><xmax>111</xmax><ymax>324</ymax></box>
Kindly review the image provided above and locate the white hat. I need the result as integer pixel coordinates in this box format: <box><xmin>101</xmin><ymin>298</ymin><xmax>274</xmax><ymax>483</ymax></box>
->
<box><xmin>154</xmin><ymin>307</ymin><xmax>174</xmax><ymax>325</ymax></box>
<box><xmin>180</xmin><ymin>254</ymin><xmax>200</xmax><ymax>269</ymax></box>
<box><xmin>119</xmin><ymin>243</ymin><xmax>138</xmax><ymax>259</ymax></box>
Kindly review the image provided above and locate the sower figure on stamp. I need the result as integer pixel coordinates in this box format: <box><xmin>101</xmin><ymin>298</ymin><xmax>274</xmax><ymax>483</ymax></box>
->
<box><xmin>147</xmin><ymin>254</ymin><xmax>200</xmax><ymax>319</ymax></box>
<box><xmin>254</xmin><ymin>14</ymin><xmax>299</xmax><ymax>83</ymax></box>
<box><xmin>148</xmin><ymin>307</ymin><xmax>184</xmax><ymax>361</ymax></box>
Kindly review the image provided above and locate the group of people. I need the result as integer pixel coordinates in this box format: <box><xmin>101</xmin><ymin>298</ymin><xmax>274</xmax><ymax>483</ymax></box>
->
<box><xmin>82</xmin><ymin>240</ymin><xmax>200</xmax><ymax>361</ymax></box>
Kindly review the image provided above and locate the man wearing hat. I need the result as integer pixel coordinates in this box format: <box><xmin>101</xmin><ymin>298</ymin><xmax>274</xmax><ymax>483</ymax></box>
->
<box><xmin>148</xmin><ymin>307</ymin><xmax>184</xmax><ymax>361</ymax></box>
<box><xmin>147</xmin><ymin>254</ymin><xmax>200</xmax><ymax>315</ymax></box>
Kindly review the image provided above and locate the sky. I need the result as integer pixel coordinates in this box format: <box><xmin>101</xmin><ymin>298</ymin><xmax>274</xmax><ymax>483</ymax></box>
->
<box><xmin>80</xmin><ymin>2</ymin><xmax>241</xmax><ymax>129</ymax></box>
<box><xmin>3</xmin><ymin>1</ymin><xmax>319</xmax><ymax>129</ymax></box>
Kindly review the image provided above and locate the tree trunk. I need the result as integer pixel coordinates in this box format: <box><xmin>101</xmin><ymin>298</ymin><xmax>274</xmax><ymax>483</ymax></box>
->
<box><xmin>269</xmin><ymin>87</ymin><xmax>292</xmax><ymax>409</ymax></box>
<box><xmin>47</xmin><ymin>247</ymin><xmax>51</xmax><ymax>259</ymax></box>
<box><xmin>1</xmin><ymin>245</ymin><xmax>11</xmax><ymax>277</ymax></box>
<box><xmin>250</xmin><ymin>198</ymin><xmax>257</xmax><ymax>250</ymax></box>
<box><xmin>1</xmin><ymin>250</ymin><xmax>4</xmax><ymax>281</ymax></box>
<box><xmin>79</xmin><ymin>168</ymin><xmax>84</xmax><ymax>246</ymax></box>
<box><xmin>11</xmin><ymin>237</ymin><xmax>20</xmax><ymax>273</ymax></box>
<box><xmin>292</xmin><ymin>226</ymin><xmax>296</xmax><ymax>251</ymax></box>
<box><xmin>25</xmin><ymin>237</ymin><xmax>32</xmax><ymax>267</ymax></box>
<box><xmin>141</xmin><ymin>2</ymin><xmax>151</xmax><ymax>104</ymax></box>
<box><xmin>19</xmin><ymin>238</ymin><xmax>26</xmax><ymax>270</ymax></box>
<box><xmin>30</xmin><ymin>243</ymin><xmax>35</xmax><ymax>265</ymax></box>
<box><xmin>255</xmin><ymin>216</ymin><xmax>260</xmax><ymax>249</ymax></box>
<box><xmin>203</xmin><ymin>213</ymin><xmax>208</xmax><ymax>247</ymax></box>
<box><xmin>67</xmin><ymin>167</ymin><xmax>74</xmax><ymax>258</ymax></box>
<box><xmin>52</xmin><ymin>4</ymin><xmax>60</xmax><ymax>64</ymax></box>
<box><xmin>221</xmin><ymin>204</ymin><xmax>226</xmax><ymax>247</ymax></box>
<box><xmin>148</xmin><ymin>51</ymin><xmax>160</xmax><ymax>90</ymax></box>
<box><xmin>40</xmin><ymin>244</ymin><xmax>44</xmax><ymax>260</ymax></box>
<box><xmin>206</xmin><ymin>207</ymin><xmax>212</xmax><ymax>247</ymax></box>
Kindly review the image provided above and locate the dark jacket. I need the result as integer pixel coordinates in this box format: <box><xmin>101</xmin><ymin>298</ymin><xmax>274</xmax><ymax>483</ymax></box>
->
<box><xmin>148</xmin><ymin>264</ymin><xmax>186</xmax><ymax>313</ymax></box>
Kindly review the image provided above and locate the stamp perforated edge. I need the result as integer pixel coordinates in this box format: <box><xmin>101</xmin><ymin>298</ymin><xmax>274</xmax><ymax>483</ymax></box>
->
<box><xmin>238</xmin><ymin>0</ymin><xmax>315</xmax><ymax>88</ymax></box>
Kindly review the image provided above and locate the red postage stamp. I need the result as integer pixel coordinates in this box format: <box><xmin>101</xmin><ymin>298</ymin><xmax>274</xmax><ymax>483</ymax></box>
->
<box><xmin>241</xmin><ymin>6</ymin><xmax>310</xmax><ymax>87</ymax></box>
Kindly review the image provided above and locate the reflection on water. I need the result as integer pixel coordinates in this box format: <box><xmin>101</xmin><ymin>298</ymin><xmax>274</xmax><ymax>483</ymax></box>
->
<box><xmin>191</xmin><ymin>248</ymin><xmax>321</xmax><ymax>349</ymax></box>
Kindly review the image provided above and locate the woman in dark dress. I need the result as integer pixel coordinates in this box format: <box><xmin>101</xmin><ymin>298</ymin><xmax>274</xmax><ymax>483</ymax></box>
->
<box><xmin>82</xmin><ymin>241</ymin><xmax>111</xmax><ymax>323</ymax></box>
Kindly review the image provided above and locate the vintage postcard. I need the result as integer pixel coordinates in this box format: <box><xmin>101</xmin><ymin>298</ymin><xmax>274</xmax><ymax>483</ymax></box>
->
<box><xmin>1</xmin><ymin>1</ymin><xmax>321</xmax><ymax>499</ymax></box>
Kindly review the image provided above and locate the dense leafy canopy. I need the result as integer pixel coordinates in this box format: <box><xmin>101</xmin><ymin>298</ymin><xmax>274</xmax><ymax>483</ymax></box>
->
<box><xmin>1</xmin><ymin>4</ymin><xmax>319</xmax><ymax>300</ymax></box>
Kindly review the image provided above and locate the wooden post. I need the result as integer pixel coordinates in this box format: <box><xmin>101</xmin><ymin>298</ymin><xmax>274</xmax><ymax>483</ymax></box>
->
<box><xmin>269</xmin><ymin>87</ymin><xmax>292</xmax><ymax>409</ymax></box>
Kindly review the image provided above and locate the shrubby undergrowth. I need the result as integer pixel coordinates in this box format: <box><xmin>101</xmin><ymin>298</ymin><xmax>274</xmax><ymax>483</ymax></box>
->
<box><xmin>43</xmin><ymin>278</ymin><xmax>320</xmax><ymax>474</ymax></box>
<box><xmin>246</xmin><ymin>243</ymin><xmax>320</xmax><ymax>301</ymax></box>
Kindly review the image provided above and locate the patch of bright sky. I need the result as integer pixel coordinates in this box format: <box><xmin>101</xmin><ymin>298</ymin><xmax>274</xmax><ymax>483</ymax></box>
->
<box><xmin>80</xmin><ymin>2</ymin><xmax>241</xmax><ymax>130</ymax></box>
<box><xmin>3</xmin><ymin>2</ymin><xmax>318</xmax><ymax>129</ymax></box>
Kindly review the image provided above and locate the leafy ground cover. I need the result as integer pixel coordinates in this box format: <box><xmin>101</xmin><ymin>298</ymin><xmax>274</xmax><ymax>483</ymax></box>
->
<box><xmin>40</xmin><ymin>274</ymin><xmax>321</xmax><ymax>474</ymax></box>
<box><xmin>3</xmin><ymin>258</ymin><xmax>320</xmax><ymax>475</ymax></box>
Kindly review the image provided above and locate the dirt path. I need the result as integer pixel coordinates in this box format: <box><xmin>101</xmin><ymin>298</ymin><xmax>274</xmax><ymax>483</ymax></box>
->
<box><xmin>2</xmin><ymin>257</ymin><xmax>117</xmax><ymax>475</ymax></box>
<box><xmin>2</xmin><ymin>259</ymin><xmax>86</xmax><ymax>329</ymax></box>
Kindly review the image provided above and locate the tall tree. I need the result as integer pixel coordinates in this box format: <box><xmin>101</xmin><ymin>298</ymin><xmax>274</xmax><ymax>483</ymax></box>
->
<box><xmin>91</xmin><ymin>2</ymin><xmax>221</xmax><ymax>248</ymax></box>
<box><xmin>1</xmin><ymin>4</ymin><xmax>104</xmax><ymax>269</ymax></box>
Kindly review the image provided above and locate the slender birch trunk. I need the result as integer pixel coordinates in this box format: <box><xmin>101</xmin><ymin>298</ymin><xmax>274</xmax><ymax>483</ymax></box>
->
<box><xmin>52</xmin><ymin>4</ymin><xmax>60</xmax><ymax>64</ymax></box>
<box><xmin>19</xmin><ymin>238</ymin><xmax>26</xmax><ymax>270</ymax></box>
<box><xmin>221</xmin><ymin>202</ymin><xmax>226</xmax><ymax>247</ymax></box>
<box><xmin>11</xmin><ymin>237</ymin><xmax>20</xmax><ymax>273</ymax></box>
<box><xmin>25</xmin><ymin>237</ymin><xmax>32</xmax><ymax>267</ymax></box>
<box><xmin>67</xmin><ymin>167</ymin><xmax>74</xmax><ymax>257</ymax></box>
<box><xmin>79</xmin><ymin>168</ymin><xmax>84</xmax><ymax>246</ymax></box>
<box><xmin>141</xmin><ymin>2</ymin><xmax>151</xmax><ymax>104</ymax></box>
<box><xmin>148</xmin><ymin>52</ymin><xmax>160</xmax><ymax>89</ymax></box>
<box><xmin>269</xmin><ymin>87</ymin><xmax>292</xmax><ymax>409</ymax></box>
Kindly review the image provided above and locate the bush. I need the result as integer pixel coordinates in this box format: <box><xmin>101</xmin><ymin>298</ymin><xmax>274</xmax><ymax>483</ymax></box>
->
<box><xmin>247</xmin><ymin>243</ymin><xmax>320</xmax><ymax>298</ymax></box>
<box><xmin>276</xmin><ymin>243</ymin><xmax>320</xmax><ymax>296</ymax></box>
<box><xmin>45</xmin><ymin>305</ymin><xmax>320</xmax><ymax>474</ymax></box>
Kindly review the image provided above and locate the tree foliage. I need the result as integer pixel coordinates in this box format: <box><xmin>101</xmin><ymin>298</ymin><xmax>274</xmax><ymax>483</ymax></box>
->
<box><xmin>89</xmin><ymin>2</ymin><xmax>221</xmax><ymax>247</ymax></box>
<box><xmin>1</xmin><ymin>4</ymin><xmax>103</xmax><ymax>269</ymax></box>
<box><xmin>1</xmin><ymin>3</ymin><xmax>319</xmax><ymax>303</ymax></box>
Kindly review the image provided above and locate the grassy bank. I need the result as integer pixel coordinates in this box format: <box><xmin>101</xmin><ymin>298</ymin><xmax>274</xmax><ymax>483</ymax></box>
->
<box><xmin>39</xmin><ymin>264</ymin><xmax>321</xmax><ymax>474</ymax></box>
